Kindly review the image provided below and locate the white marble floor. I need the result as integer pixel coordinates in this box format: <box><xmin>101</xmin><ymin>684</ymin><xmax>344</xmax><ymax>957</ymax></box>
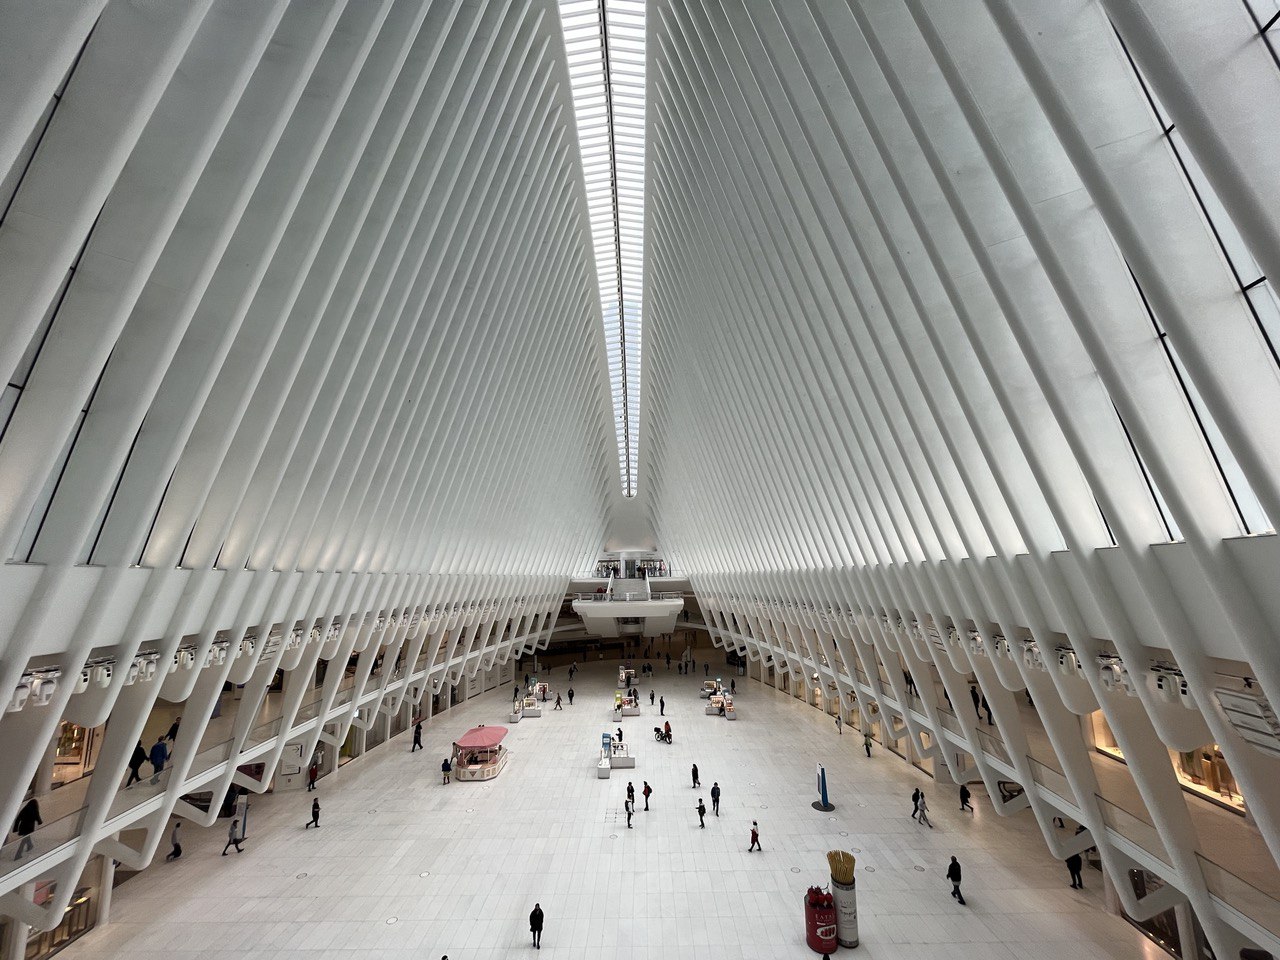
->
<box><xmin>62</xmin><ymin>661</ymin><xmax>1165</xmax><ymax>960</ymax></box>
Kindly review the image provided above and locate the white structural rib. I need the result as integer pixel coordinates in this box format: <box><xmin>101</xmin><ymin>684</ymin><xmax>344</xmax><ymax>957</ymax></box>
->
<box><xmin>644</xmin><ymin>2</ymin><xmax>1280</xmax><ymax>958</ymax></box>
<box><xmin>0</xmin><ymin>0</ymin><xmax>614</xmax><ymax>931</ymax></box>
<box><xmin>558</xmin><ymin>0</ymin><xmax>645</xmax><ymax>496</ymax></box>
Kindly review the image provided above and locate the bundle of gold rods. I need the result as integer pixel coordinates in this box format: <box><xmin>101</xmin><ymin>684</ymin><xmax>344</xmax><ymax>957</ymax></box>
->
<box><xmin>827</xmin><ymin>850</ymin><xmax>856</xmax><ymax>884</ymax></box>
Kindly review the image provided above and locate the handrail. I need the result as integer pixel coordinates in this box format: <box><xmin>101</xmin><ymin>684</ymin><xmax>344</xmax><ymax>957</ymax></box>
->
<box><xmin>1094</xmin><ymin>793</ymin><xmax>1170</xmax><ymax>867</ymax></box>
<box><xmin>1197</xmin><ymin>853</ymin><xmax>1280</xmax><ymax>938</ymax></box>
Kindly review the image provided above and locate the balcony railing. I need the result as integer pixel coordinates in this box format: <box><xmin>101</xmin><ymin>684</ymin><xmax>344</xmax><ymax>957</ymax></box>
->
<box><xmin>1197</xmin><ymin>853</ymin><xmax>1280</xmax><ymax>938</ymax></box>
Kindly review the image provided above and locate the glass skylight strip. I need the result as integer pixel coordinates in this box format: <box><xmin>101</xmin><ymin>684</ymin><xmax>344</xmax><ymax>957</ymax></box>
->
<box><xmin>559</xmin><ymin>0</ymin><xmax>645</xmax><ymax>497</ymax></box>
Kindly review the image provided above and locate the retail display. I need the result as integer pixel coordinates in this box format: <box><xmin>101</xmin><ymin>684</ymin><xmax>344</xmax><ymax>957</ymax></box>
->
<box><xmin>522</xmin><ymin>695</ymin><xmax>541</xmax><ymax>718</ymax></box>
<box><xmin>450</xmin><ymin>726</ymin><xmax>509</xmax><ymax>782</ymax></box>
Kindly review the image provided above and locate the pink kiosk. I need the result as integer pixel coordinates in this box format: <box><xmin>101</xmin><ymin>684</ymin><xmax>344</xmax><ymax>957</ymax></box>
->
<box><xmin>451</xmin><ymin>725</ymin><xmax>510</xmax><ymax>782</ymax></box>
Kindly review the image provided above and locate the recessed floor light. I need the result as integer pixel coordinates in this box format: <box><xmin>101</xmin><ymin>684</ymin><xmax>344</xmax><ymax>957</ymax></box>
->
<box><xmin>419</xmin><ymin>872</ymin><xmax>430</xmax><ymax>877</ymax></box>
<box><xmin>296</xmin><ymin>873</ymin><xmax>308</xmax><ymax>879</ymax></box>
<box><xmin>790</xmin><ymin>867</ymin><xmax>801</xmax><ymax>873</ymax></box>
<box><xmin>865</xmin><ymin>866</ymin><xmax>876</xmax><ymax>873</ymax></box>
<box><xmin>386</xmin><ymin>917</ymin><xmax>398</xmax><ymax>925</ymax></box>
<box><xmin>839</xmin><ymin>831</ymin><xmax>848</xmax><ymax>837</ymax></box>
<box><xmin>914</xmin><ymin>865</ymin><xmax>925</xmax><ymax>872</ymax></box>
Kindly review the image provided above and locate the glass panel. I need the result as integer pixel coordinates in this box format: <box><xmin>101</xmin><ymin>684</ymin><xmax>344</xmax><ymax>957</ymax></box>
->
<box><xmin>559</xmin><ymin>0</ymin><xmax>645</xmax><ymax>496</ymax></box>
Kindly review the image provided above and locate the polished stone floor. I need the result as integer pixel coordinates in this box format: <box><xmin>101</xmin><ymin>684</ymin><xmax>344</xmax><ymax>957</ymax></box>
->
<box><xmin>61</xmin><ymin>660</ymin><xmax>1163</xmax><ymax>959</ymax></box>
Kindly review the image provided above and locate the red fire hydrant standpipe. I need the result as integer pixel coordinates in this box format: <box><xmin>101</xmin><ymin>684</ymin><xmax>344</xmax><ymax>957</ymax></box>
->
<box><xmin>803</xmin><ymin>886</ymin><xmax>838</xmax><ymax>953</ymax></box>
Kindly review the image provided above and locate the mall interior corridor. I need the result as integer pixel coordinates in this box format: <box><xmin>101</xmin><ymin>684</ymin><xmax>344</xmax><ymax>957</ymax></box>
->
<box><xmin>56</xmin><ymin>661</ymin><xmax>1158</xmax><ymax>960</ymax></box>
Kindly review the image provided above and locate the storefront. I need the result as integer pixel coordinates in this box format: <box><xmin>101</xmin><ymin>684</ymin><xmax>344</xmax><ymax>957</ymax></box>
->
<box><xmin>20</xmin><ymin>864</ymin><xmax>102</xmax><ymax>960</ymax></box>
<box><xmin>1090</xmin><ymin>712</ymin><xmax>1244</xmax><ymax>814</ymax></box>
<box><xmin>52</xmin><ymin>722</ymin><xmax>103</xmax><ymax>789</ymax></box>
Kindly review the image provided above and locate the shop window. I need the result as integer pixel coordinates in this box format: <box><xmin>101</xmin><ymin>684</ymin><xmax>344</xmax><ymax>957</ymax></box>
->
<box><xmin>1124</xmin><ymin>869</ymin><xmax>1182</xmax><ymax>958</ymax></box>
<box><xmin>23</xmin><ymin>873</ymin><xmax>98</xmax><ymax>960</ymax></box>
<box><xmin>52</xmin><ymin>721</ymin><xmax>101</xmax><ymax>788</ymax></box>
<box><xmin>1090</xmin><ymin>711</ymin><xmax>1244</xmax><ymax>814</ymax></box>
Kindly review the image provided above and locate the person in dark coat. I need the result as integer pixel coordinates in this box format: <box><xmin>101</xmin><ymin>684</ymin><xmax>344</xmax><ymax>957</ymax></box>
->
<box><xmin>441</xmin><ymin>757</ymin><xmax>452</xmax><ymax>784</ymax></box>
<box><xmin>149</xmin><ymin>737</ymin><xmax>169</xmax><ymax>785</ymax></box>
<box><xmin>946</xmin><ymin>856</ymin><xmax>965</xmax><ymax>904</ymax></box>
<box><xmin>642</xmin><ymin>781</ymin><xmax>652</xmax><ymax>811</ymax></box>
<box><xmin>960</xmin><ymin>784</ymin><xmax>973</xmax><ymax>812</ymax></box>
<box><xmin>970</xmin><ymin>685</ymin><xmax>982</xmax><ymax>718</ymax></box>
<box><xmin>307</xmin><ymin>761</ymin><xmax>319</xmax><ymax>792</ymax></box>
<box><xmin>912</xmin><ymin>787</ymin><xmax>922</xmax><ymax>820</ymax></box>
<box><xmin>650</xmin><ymin>690</ymin><xmax>655</xmax><ymax>705</ymax></box>
<box><xmin>567</xmin><ymin>688</ymin><xmax>574</xmax><ymax>705</ymax></box>
<box><xmin>748</xmin><ymin>820</ymin><xmax>761</xmax><ymax>851</ymax></box>
<box><xmin>691</xmin><ymin>763</ymin><xmax>700</xmax><ymax>788</ymax></box>
<box><xmin>412</xmin><ymin>721</ymin><xmax>423</xmax><ymax>751</ymax></box>
<box><xmin>529</xmin><ymin>903</ymin><xmax>544</xmax><ymax>948</ymax></box>
<box><xmin>13</xmin><ymin>797</ymin><xmax>41</xmax><ymax>859</ymax></box>
<box><xmin>710</xmin><ymin>782</ymin><xmax>721</xmax><ymax>816</ymax></box>
<box><xmin>659</xmin><ymin>696</ymin><xmax>665</xmax><ymax>715</ymax></box>
<box><xmin>306</xmin><ymin>797</ymin><xmax>320</xmax><ymax>829</ymax></box>
<box><xmin>126</xmin><ymin>741</ymin><xmax>147</xmax><ymax>787</ymax></box>
<box><xmin>1066</xmin><ymin>852</ymin><xmax>1084</xmax><ymax>889</ymax></box>
<box><xmin>166</xmin><ymin>716</ymin><xmax>182</xmax><ymax>742</ymax></box>
<box><xmin>695</xmin><ymin>798</ymin><xmax>706</xmax><ymax>828</ymax></box>
<box><xmin>624</xmin><ymin>798</ymin><xmax>633</xmax><ymax>829</ymax></box>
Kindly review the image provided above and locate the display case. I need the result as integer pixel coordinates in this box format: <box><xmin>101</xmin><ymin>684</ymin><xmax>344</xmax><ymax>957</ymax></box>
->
<box><xmin>522</xmin><ymin>695</ymin><xmax>541</xmax><ymax>718</ymax></box>
<box><xmin>700</xmin><ymin>680</ymin><xmax>719</xmax><ymax>699</ymax></box>
<box><xmin>617</xmin><ymin>666</ymin><xmax>637</xmax><ymax>689</ymax></box>
<box><xmin>609</xmin><ymin>740</ymin><xmax>635</xmax><ymax>768</ymax></box>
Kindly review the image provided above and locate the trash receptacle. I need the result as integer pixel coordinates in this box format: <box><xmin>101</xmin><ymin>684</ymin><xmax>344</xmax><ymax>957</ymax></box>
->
<box><xmin>804</xmin><ymin>886</ymin><xmax>838</xmax><ymax>954</ymax></box>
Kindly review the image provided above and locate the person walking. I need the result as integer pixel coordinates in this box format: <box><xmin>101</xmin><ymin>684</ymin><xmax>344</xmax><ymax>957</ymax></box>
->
<box><xmin>553</xmin><ymin>694</ymin><xmax>562</xmax><ymax>710</ymax></box>
<box><xmin>627</xmin><ymin>781</ymin><xmax>635</xmax><ymax>806</ymax></box>
<box><xmin>695</xmin><ymin>798</ymin><xmax>706</xmax><ymax>828</ymax></box>
<box><xmin>1066</xmin><ymin>852</ymin><xmax>1084</xmax><ymax>889</ymax></box>
<box><xmin>917</xmin><ymin>793</ymin><xmax>933</xmax><ymax>828</ymax></box>
<box><xmin>307</xmin><ymin>760</ymin><xmax>319</xmax><ymax>792</ymax></box>
<box><xmin>691</xmin><ymin>763</ymin><xmax>700</xmax><ymax>788</ymax></box>
<box><xmin>642</xmin><ymin>781</ymin><xmax>652</xmax><ymax>811</ymax></box>
<box><xmin>911</xmin><ymin>788</ymin><xmax>922</xmax><ymax>821</ymax></box>
<box><xmin>616</xmin><ymin>727</ymin><xmax>623</xmax><ymax>743</ymax></box>
<box><xmin>412</xmin><ymin>721</ymin><xmax>424</xmax><ymax>751</ymax></box>
<box><xmin>165</xmin><ymin>821</ymin><xmax>182</xmax><ymax>861</ymax></box>
<box><xmin>710</xmin><ymin>782</ymin><xmax>721</xmax><ymax>816</ymax></box>
<box><xmin>441</xmin><ymin>757</ymin><xmax>452</xmax><ymax>783</ymax></box>
<box><xmin>835</xmin><ymin>713</ymin><xmax>842</xmax><ymax>735</ymax></box>
<box><xmin>946</xmin><ymin>856</ymin><xmax>965</xmax><ymax>904</ymax></box>
<box><xmin>981</xmin><ymin>695</ymin><xmax>993</xmax><ymax>726</ymax></box>
<box><xmin>149</xmin><ymin>736</ymin><xmax>169</xmax><ymax>785</ymax></box>
<box><xmin>529</xmin><ymin>903</ymin><xmax>544</xmax><ymax>949</ymax></box>
<box><xmin>863</xmin><ymin>731</ymin><xmax>872</xmax><ymax>757</ymax></box>
<box><xmin>704</xmin><ymin>663</ymin><xmax>709</xmax><ymax>677</ymax></box>
<box><xmin>567</xmin><ymin>688</ymin><xmax>574</xmax><ymax>705</ymax></box>
<box><xmin>222</xmin><ymin>818</ymin><xmax>244</xmax><ymax>855</ymax></box>
<box><xmin>970</xmin><ymin>685</ymin><xmax>982</xmax><ymax>719</ymax></box>
<box><xmin>126</xmin><ymin>741</ymin><xmax>147</xmax><ymax>787</ymax></box>
<box><xmin>306</xmin><ymin>797</ymin><xmax>320</xmax><ymax>829</ymax></box>
<box><xmin>166</xmin><ymin>716</ymin><xmax>182</xmax><ymax>742</ymax></box>
<box><xmin>659</xmin><ymin>696</ymin><xmax>665</xmax><ymax>716</ymax></box>
<box><xmin>625</xmin><ymin>797</ymin><xmax>634</xmax><ymax>829</ymax></box>
<box><xmin>649</xmin><ymin>690</ymin><xmax>655</xmax><ymax>705</ymax></box>
<box><xmin>13</xmin><ymin>797</ymin><xmax>42</xmax><ymax>860</ymax></box>
<box><xmin>748</xmin><ymin>820</ymin><xmax>761</xmax><ymax>851</ymax></box>
<box><xmin>960</xmin><ymin>784</ymin><xmax>973</xmax><ymax>812</ymax></box>
<box><xmin>730</xmin><ymin>679</ymin><xmax>735</xmax><ymax>694</ymax></box>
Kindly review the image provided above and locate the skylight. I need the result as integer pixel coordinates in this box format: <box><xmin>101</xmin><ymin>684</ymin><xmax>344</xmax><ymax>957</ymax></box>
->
<box><xmin>559</xmin><ymin>0</ymin><xmax>645</xmax><ymax>497</ymax></box>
